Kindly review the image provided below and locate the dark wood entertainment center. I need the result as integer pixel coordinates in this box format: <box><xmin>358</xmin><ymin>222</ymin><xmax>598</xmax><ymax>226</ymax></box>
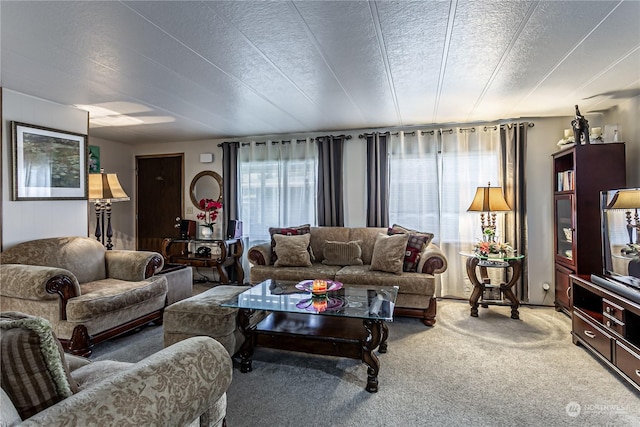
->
<box><xmin>552</xmin><ymin>143</ymin><xmax>626</xmax><ymax>313</ymax></box>
<box><xmin>570</xmin><ymin>274</ymin><xmax>640</xmax><ymax>392</ymax></box>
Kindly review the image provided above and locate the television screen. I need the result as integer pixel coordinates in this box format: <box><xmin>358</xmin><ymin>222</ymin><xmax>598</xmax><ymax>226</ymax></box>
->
<box><xmin>600</xmin><ymin>188</ymin><xmax>640</xmax><ymax>289</ymax></box>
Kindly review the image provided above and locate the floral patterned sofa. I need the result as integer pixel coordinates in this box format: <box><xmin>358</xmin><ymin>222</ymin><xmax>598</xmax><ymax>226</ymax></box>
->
<box><xmin>0</xmin><ymin>312</ymin><xmax>231</xmax><ymax>426</ymax></box>
<box><xmin>0</xmin><ymin>237</ymin><xmax>167</xmax><ymax>356</ymax></box>
<box><xmin>248</xmin><ymin>226</ymin><xmax>448</xmax><ymax>326</ymax></box>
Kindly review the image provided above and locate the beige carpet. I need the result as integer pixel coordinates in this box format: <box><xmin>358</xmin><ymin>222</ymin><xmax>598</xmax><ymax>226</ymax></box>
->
<box><xmin>91</xmin><ymin>299</ymin><xmax>640</xmax><ymax>426</ymax></box>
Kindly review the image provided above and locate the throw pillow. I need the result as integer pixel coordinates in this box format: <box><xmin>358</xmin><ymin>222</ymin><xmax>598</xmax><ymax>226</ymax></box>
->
<box><xmin>370</xmin><ymin>233</ymin><xmax>409</xmax><ymax>275</ymax></box>
<box><xmin>273</xmin><ymin>234</ymin><xmax>313</xmax><ymax>267</ymax></box>
<box><xmin>0</xmin><ymin>312</ymin><xmax>77</xmax><ymax>420</ymax></box>
<box><xmin>322</xmin><ymin>240</ymin><xmax>363</xmax><ymax>266</ymax></box>
<box><xmin>388</xmin><ymin>224</ymin><xmax>435</xmax><ymax>272</ymax></box>
<box><xmin>269</xmin><ymin>224</ymin><xmax>313</xmax><ymax>264</ymax></box>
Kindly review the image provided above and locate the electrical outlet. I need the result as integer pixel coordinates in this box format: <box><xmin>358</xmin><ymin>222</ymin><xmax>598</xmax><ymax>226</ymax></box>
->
<box><xmin>186</xmin><ymin>206</ymin><xmax>193</xmax><ymax>214</ymax></box>
<box><xmin>542</xmin><ymin>282</ymin><xmax>550</xmax><ymax>292</ymax></box>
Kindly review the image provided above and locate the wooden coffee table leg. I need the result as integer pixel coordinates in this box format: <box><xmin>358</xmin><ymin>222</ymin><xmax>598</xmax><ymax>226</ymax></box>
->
<box><xmin>466</xmin><ymin>257</ymin><xmax>482</xmax><ymax>317</ymax></box>
<box><xmin>362</xmin><ymin>319</ymin><xmax>382</xmax><ymax>393</ymax></box>
<box><xmin>378</xmin><ymin>321</ymin><xmax>389</xmax><ymax>354</ymax></box>
<box><xmin>237</xmin><ymin>309</ymin><xmax>255</xmax><ymax>373</ymax></box>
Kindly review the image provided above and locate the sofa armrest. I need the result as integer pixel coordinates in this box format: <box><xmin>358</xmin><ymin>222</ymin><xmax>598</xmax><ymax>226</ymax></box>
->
<box><xmin>248</xmin><ymin>242</ymin><xmax>272</xmax><ymax>266</ymax></box>
<box><xmin>22</xmin><ymin>336</ymin><xmax>232</xmax><ymax>427</ymax></box>
<box><xmin>105</xmin><ymin>251</ymin><xmax>164</xmax><ymax>280</ymax></box>
<box><xmin>66</xmin><ymin>354</ymin><xmax>92</xmax><ymax>372</ymax></box>
<box><xmin>418</xmin><ymin>244</ymin><xmax>448</xmax><ymax>275</ymax></box>
<box><xmin>0</xmin><ymin>264</ymin><xmax>80</xmax><ymax>301</ymax></box>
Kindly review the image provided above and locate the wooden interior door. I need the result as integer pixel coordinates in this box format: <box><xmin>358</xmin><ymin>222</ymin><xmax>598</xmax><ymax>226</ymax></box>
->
<box><xmin>136</xmin><ymin>154</ymin><xmax>183</xmax><ymax>253</ymax></box>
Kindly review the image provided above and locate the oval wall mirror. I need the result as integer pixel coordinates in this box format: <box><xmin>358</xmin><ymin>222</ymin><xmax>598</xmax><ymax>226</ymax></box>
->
<box><xmin>190</xmin><ymin>170</ymin><xmax>223</xmax><ymax>210</ymax></box>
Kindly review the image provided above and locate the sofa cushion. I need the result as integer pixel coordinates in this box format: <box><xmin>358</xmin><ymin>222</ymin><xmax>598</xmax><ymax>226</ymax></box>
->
<box><xmin>250</xmin><ymin>264</ymin><xmax>342</xmax><ymax>284</ymax></box>
<box><xmin>269</xmin><ymin>224</ymin><xmax>312</xmax><ymax>264</ymax></box>
<box><xmin>322</xmin><ymin>240</ymin><xmax>363</xmax><ymax>266</ymax></box>
<box><xmin>370</xmin><ymin>233</ymin><xmax>409</xmax><ymax>275</ymax></box>
<box><xmin>0</xmin><ymin>237</ymin><xmax>108</xmax><ymax>284</ymax></box>
<box><xmin>388</xmin><ymin>224</ymin><xmax>435</xmax><ymax>272</ymax></box>
<box><xmin>273</xmin><ymin>234</ymin><xmax>313</xmax><ymax>267</ymax></box>
<box><xmin>66</xmin><ymin>276</ymin><xmax>168</xmax><ymax>321</ymax></box>
<box><xmin>347</xmin><ymin>227</ymin><xmax>388</xmax><ymax>265</ymax></box>
<box><xmin>0</xmin><ymin>312</ymin><xmax>77</xmax><ymax>420</ymax></box>
<box><xmin>335</xmin><ymin>265</ymin><xmax>436</xmax><ymax>295</ymax></box>
<box><xmin>1</xmin><ymin>387</ymin><xmax>21</xmax><ymax>426</ymax></box>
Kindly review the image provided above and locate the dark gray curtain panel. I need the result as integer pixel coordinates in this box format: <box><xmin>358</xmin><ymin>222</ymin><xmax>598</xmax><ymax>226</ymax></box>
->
<box><xmin>316</xmin><ymin>135</ymin><xmax>345</xmax><ymax>226</ymax></box>
<box><xmin>365</xmin><ymin>132</ymin><xmax>390</xmax><ymax>227</ymax></box>
<box><xmin>501</xmin><ymin>123</ymin><xmax>529</xmax><ymax>301</ymax></box>
<box><xmin>222</xmin><ymin>141</ymin><xmax>239</xmax><ymax>230</ymax></box>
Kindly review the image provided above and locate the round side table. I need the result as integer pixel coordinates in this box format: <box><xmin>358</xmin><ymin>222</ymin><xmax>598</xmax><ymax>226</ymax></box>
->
<box><xmin>460</xmin><ymin>253</ymin><xmax>524</xmax><ymax>319</ymax></box>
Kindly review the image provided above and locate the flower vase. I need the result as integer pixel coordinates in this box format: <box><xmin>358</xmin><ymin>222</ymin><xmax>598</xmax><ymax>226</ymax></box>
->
<box><xmin>201</xmin><ymin>225</ymin><xmax>213</xmax><ymax>238</ymax></box>
<box><xmin>488</xmin><ymin>252</ymin><xmax>504</xmax><ymax>259</ymax></box>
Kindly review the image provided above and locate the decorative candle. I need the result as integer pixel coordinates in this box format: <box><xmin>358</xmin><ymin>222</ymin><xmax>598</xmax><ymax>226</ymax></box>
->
<box><xmin>591</xmin><ymin>127</ymin><xmax>602</xmax><ymax>137</ymax></box>
<box><xmin>312</xmin><ymin>297</ymin><xmax>328</xmax><ymax>312</ymax></box>
<box><xmin>564</xmin><ymin>129</ymin><xmax>573</xmax><ymax>138</ymax></box>
<box><xmin>312</xmin><ymin>279</ymin><xmax>327</xmax><ymax>293</ymax></box>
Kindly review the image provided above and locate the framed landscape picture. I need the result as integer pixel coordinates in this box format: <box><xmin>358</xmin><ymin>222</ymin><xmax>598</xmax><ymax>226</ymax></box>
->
<box><xmin>12</xmin><ymin>122</ymin><xmax>88</xmax><ymax>200</ymax></box>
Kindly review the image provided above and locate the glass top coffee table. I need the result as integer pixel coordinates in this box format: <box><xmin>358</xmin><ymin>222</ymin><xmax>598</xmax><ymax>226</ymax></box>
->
<box><xmin>221</xmin><ymin>279</ymin><xmax>398</xmax><ymax>392</ymax></box>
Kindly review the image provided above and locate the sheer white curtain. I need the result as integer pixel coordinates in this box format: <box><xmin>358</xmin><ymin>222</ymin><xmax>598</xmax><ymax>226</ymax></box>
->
<box><xmin>238</xmin><ymin>138</ymin><xmax>318</xmax><ymax>244</ymax></box>
<box><xmin>389</xmin><ymin>130</ymin><xmax>440</xmax><ymax>237</ymax></box>
<box><xmin>389</xmin><ymin>127</ymin><xmax>502</xmax><ymax>299</ymax></box>
<box><xmin>439</xmin><ymin>127</ymin><xmax>502</xmax><ymax>298</ymax></box>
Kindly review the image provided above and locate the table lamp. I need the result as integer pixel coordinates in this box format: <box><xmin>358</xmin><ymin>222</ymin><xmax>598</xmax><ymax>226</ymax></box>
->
<box><xmin>467</xmin><ymin>182</ymin><xmax>511</xmax><ymax>238</ymax></box>
<box><xmin>89</xmin><ymin>169</ymin><xmax>130</xmax><ymax>250</ymax></box>
<box><xmin>605</xmin><ymin>188</ymin><xmax>640</xmax><ymax>246</ymax></box>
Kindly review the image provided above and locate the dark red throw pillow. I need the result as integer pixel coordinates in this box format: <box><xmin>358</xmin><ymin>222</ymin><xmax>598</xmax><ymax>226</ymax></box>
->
<box><xmin>387</xmin><ymin>224</ymin><xmax>434</xmax><ymax>272</ymax></box>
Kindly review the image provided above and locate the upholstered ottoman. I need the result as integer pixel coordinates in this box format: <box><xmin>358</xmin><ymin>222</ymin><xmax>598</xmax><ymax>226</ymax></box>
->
<box><xmin>157</xmin><ymin>264</ymin><xmax>193</xmax><ymax>305</ymax></box>
<box><xmin>163</xmin><ymin>285</ymin><xmax>266</xmax><ymax>356</ymax></box>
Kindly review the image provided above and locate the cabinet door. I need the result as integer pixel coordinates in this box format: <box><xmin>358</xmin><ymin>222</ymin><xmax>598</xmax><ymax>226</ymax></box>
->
<box><xmin>555</xmin><ymin>264</ymin><xmax>573</xmax><ymax>311</ymax></box>
<box><xmin>554</xmin><ymin>194</ymin><xmax>575</xmax><ymax>267</ymax></box>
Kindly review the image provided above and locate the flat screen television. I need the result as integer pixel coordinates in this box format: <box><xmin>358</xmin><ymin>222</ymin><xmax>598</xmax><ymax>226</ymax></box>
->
<box><xmin>594</xmin><ymin>188</ymin><xmax>640</xmax><ymax>295</ymax></box>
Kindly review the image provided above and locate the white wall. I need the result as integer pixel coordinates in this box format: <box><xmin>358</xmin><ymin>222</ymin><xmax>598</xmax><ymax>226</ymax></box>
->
<box><xmin>87</xmin><ymin>136</ymin><xmax>136</xmax><ymax>250</ymax></box>
<box><xmin>1</xmin><ymin>89</ymin><xmax>89</xmax><ymax>249</ymax></box>
<box><xmin>603</xmin><ymin>96</ymin><xmax>640</xmax><ymax>186</ymax></box>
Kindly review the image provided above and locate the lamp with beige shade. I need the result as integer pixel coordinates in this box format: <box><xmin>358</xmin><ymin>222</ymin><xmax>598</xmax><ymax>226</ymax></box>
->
<box><xmin>467</xmin><ymin>182</ymin><xmax>511</xmax><ymax>240</ymax></box>
<box><xmin>89</xmin><ymin>168</ymin><xmax>130</xmax><ymax>250</ymax></box>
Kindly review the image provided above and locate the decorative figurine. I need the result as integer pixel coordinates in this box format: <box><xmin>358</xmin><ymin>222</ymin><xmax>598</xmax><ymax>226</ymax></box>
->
<box><xmin>571</xmin><ymin>105</ymin><xmax>590</xmax><ymax>145</ymax></box>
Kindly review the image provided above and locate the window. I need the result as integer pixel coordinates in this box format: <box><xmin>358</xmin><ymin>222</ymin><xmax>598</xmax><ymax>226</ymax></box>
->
<box><xmin>238</xmin><ymin>140</ymin><xmax>318</xmax><ymax>243</ymax></box>
<box><xmin>389</xmin><ymin>128</ymin><xmax>502</xmax><ymax>298</ymax></box>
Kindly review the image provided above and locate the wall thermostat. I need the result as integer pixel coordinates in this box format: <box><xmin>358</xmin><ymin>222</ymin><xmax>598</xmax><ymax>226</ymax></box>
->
<box><xmin>199</xmin><ymin>153</ymin><xmax>213</xmax><ymax>163</ymax></box>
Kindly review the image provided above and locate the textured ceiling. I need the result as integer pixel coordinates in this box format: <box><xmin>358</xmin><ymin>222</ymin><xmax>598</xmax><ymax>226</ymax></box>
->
<box><xmin>2</xmin><ymin>1</ymin><xmax>639</xmax><ymax>144</ymax></box>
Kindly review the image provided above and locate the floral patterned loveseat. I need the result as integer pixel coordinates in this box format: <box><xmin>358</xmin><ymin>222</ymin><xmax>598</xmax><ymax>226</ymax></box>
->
<box><xmin>248</xmin><ymin>226</ymin><xmax>448</xmax><ymax>326</ymax></box>
<box><xmin>0</xmin><ymin>237</ymin><xmax>167</xmax><ymax>356</ymax></box>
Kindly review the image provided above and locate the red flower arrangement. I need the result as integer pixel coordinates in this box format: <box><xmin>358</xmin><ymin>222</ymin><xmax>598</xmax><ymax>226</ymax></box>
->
<box><xmin>196</xmin><ymin>199</ymin><xmax>222</xmax><ymax>229</ymax></box>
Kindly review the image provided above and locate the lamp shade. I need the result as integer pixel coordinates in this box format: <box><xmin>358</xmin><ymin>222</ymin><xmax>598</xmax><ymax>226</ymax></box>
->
<box><xmin>606</xmin><ymin>189</ymin><xmax>640</xmax><ymax>210</ymax></box>
<box><xmin>89</xmin><ymin>171</ymin><xmax>130</xmax><ymax>202</ymax></box>
<box><xmin>467</xmin><ymin>185</ymin><xmax>511</xmax><ymax>212</ymax></box>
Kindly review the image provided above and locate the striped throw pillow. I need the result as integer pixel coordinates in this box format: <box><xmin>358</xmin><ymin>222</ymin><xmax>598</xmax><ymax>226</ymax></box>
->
<box><xmin>0</xmin><ymin>312</ymin><xmax>77</xmax><ymax>420</ymax></box>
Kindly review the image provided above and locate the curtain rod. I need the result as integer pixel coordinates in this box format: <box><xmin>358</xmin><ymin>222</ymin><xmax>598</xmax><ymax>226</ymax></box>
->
<box><xmin>218</xmin><ymin>123</ymin><xmax>534</xmax><ymax>146</ymax></box>
<box><xmin>219</xmin><ymin>134</ymin><xmax>352</xmax><ymax>147</ymax></box>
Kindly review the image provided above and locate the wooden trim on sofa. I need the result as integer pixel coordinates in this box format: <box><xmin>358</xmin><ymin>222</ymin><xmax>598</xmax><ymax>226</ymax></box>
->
<box><xmin>45</xmin><ymin>275</ymin><xmax>78</xmax><ymax>321</ymax></box>
<box><xmin>60</xmin><ymin>309</ymin><xmax>164</xmax><ymax>357</ymax></box>
<box><xmin>395</xmin><ymin>297</ymin><xmax>437</xmax><ymax>326</ymax></box>
<box><xmin>146</xmin><ymin>255</ymin><xmax>164</xmax><ymax>278</ymax></box>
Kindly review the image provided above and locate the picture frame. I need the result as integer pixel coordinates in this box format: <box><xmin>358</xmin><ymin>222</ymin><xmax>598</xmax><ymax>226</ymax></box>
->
<box><xmin>88</xmin><ymin>145</ymin><xmax>101</xmax><ymax>173</ymax></box>
<box><xmin>12</xmin><ymin>121</ymin><xmax>88</xmax><ymax>200</ymax></box>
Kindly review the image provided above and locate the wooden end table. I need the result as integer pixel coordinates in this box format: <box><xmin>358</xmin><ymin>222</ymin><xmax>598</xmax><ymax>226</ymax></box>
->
<box><xmin>461</xmin><ymin>253</ymin><xmax>524</xmax><ymax>319</ymax></box>
<box><xmin>161</xmin><ymin>237</ymin><xmax>244</xmax><ymax>284</ymax></box>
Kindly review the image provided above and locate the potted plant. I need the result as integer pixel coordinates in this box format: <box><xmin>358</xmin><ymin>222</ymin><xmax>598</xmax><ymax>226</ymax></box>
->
<box><xmin>197</xmin><ymin>199</ymin><xmax>222</xmax><ymax>238</ymax></box>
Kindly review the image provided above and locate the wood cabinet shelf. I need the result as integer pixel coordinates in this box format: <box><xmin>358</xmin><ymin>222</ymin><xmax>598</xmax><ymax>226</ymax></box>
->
<box><xmin>552</xmin><ymin>144</ymin><xmax>626</xmax><ymax>313</ymax></box>
<box><xmin>571</xmin><ymin>274</ymin><xmax>640</xmax><ymax>392</ymax></box>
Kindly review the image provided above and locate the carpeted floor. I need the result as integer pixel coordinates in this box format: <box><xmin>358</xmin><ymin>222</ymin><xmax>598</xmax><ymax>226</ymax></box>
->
<box><xmin>90</xmin><ymin>299</ymin><xmax>640</xmax><ymax>426</ymax></box>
